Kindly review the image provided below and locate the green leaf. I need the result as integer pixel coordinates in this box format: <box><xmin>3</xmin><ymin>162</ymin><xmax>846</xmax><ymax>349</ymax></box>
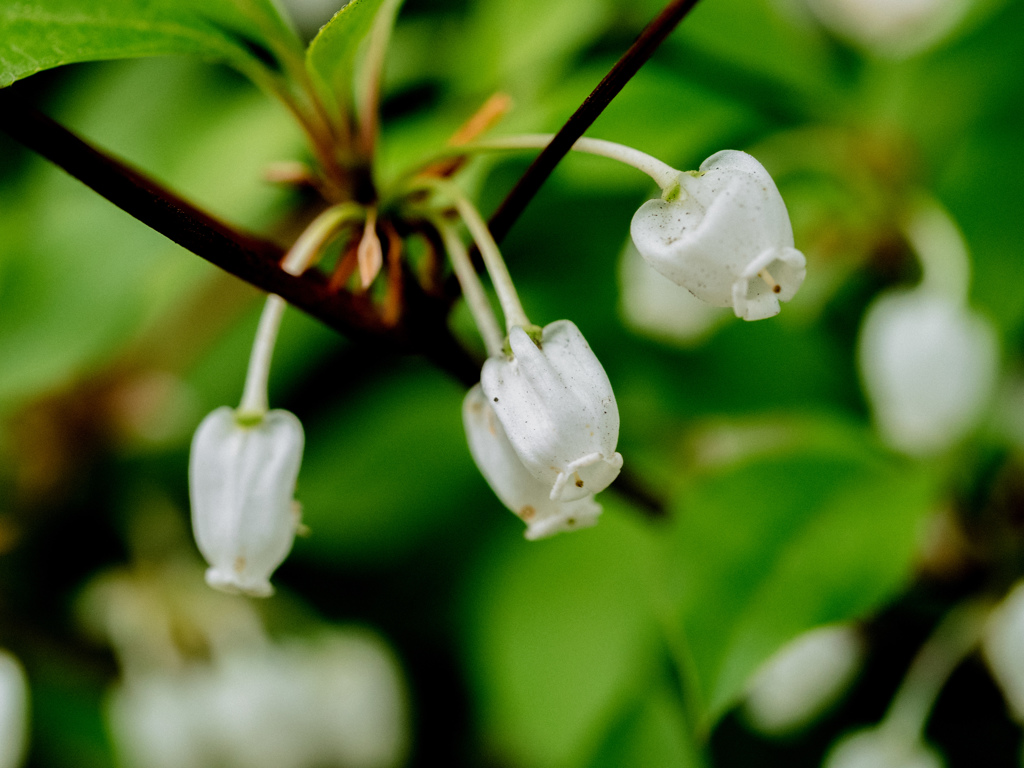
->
<box><xmin>306</xmin><ymin>0</ymin><xmax>386</xmax><ymax>123</ymax></box>
<box><xmin>665</xmin><ymin>440</ymin><xmax>937</xmax><ymax>729</ymax></box>
<box><xmin>0</xmin><ymin>57</ymin><xmax>301</xmax><ymax>414</ymax></box>
<box><xmin>292</xmin><ymin>362</ymin><xmax>482</xmax><ymax>565</ymax></box>
<box><xmin>587</xmin><ymin>683</ymin><xmax>705</xmax><ymax>768</ymax></box>
<box><xmin>462</xmin><ymin>502</ymin><xmax>664</xmax><ymax>768</ymax></box>
<box><xmin>0</xmin><ymin>0</ymin><xmax>300</xmax><ymax>90</ymax></box>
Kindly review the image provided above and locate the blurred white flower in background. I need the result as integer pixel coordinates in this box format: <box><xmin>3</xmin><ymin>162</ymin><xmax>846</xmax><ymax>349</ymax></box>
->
<box><xmin>109</xmin><ymin>634</ymin><xmax>407</xmax><ymax>768</ymax></box>
<box><xmin>982</xmin><ymin>581</ymin><xmax>1024</xmax><ymax>722</ymax></box>
<box><xmin>792</xmin><ymin>0</ymin><xmax>975</xmax><ymax>57</ymax></box>
<box><xmin>858</xmin><ymin>289</ymin><xmax>999</xmax><ymax>456</ymax></box>
<box><xmin>824</xmin><ymin>726</ymin><xmax>944</xmax><ymax>768</ymax></box>
<box><xmin>0</xmin><ymin>650</ymin><xmax>29</xmax><ymax>768</ymax></box>
<box><xmin>618</xmin><ymin>239</ymin><xmax>731</xmax><ymax>347</ymax></box>
<box><xmin>857</xmin><ymin>197</ymin><xmax>999</xmax><ymax>456</ymax></box>
<box><xmin>80</xmin><ymin>560</ymin><xmax>408</xmax><ymax>768</ymax></box>
<box><xmin>743</xmin><ymin>623</ymin><xmax>865</xmax><ymax>735</ymax></box>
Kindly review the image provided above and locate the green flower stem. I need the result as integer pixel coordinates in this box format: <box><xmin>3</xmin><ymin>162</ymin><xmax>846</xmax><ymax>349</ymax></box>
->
<box><xmin>239</xmin><ymin>203</ymin><xmax>364</xmax><ymax>416</ymax></box>
<box><xmin>902</xmin><ymin>195</ymin><xmax>971</xmax><ymax>306</ymax></box>
<box><xmin>436</xmin><ymin>220</ymin><xmax>505</xmax><ymax>358</ymax></box>
<box><xmin>881</xmin><ymin>600</ymin><xmax>992</xmax><ymax>744</ymax></box>
<box><xmin>471</xmin><ymin>134</ymin><xmax>680</xmax><ymax>192</ymax></box>
<box><xmin>447</xmin><ymin>189</ymin><xmax>532</xmax><ymax>333</ymax></box>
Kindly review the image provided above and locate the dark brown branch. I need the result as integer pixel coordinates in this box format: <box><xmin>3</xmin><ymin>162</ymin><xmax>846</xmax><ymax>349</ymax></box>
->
<box><xmin>0</xmin><ymin>88</ymin><xmax>479</xmax><ymax>385</ymax></box>
<box><xmin>486</xmin><ymin>0</ymin><xmax>703</xmax><ymax>243</ymax></box>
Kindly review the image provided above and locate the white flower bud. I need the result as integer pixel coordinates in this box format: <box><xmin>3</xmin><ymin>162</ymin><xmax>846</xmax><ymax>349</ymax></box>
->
<box><xmin>824</xmin><ymin>728</ymin><xmax>944</xmax><ymax>768</ymax></box>
<box><xmin>463</xmin><ymin>384</ymin><xmax>602</xmax><ymax>539</ymax></box>
<box><xmin>858</xmin><ymin>290</ymin><xmax>999</xmax><ymax>456</ymax></box>
<box><xmin>744</xmin><ymin>624</ymin><xmax>865</xmax><ymax>735</ymax></box>
<box><xmin>480</xmin><ymin>320</ymin><xmax>623</xmax><ymax>503</ymax></box>
<box><xmin>982</xmin><ymin>581</ymin><xmax>1024</xmax><ymax>722</ymax></box>
<box><xmin>189</xmin><ymin>406</ymin><xmax>304</xmax><ymax>597</ymax></box>
<box><xmin>0</xmin><ymin>650</ymin><xmax>29</xmax><ymax>768</ymax></box>
<box><xmin>630</xmin><ymin>150</ymin><xmax>806</xmax><ymax>321</ymax></box>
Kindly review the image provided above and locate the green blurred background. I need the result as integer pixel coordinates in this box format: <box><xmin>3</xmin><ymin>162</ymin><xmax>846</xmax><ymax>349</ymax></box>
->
<box><xmin>2</xmin><ymin>0</ymin><xmax>1024</xmax><ymax>765</ymax></box>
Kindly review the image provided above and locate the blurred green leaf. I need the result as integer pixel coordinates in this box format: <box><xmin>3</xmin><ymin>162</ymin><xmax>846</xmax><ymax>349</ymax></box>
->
<box><xmin>0</xmin><ymin>0</ymin><xmax>299</xmax><ymax>89</ymax></box>
<box><xmin>0</xmin><ymin>58</ymin><xmax>301</xmax><ymax>414</ymax></box>
<box><xmin>462</xmin><ymin>502</ymin><xmax>664</xmax><ymax>768</ymax></box>
<box><xmin>293</xmin><ymin>362</ymin><xmax>480</xmax><ymax>564</ymax></box>
<box><xmin>665</xmin><ymin>441</ymin><xmax>936</xmax><ymax>728</ymax></box>
<box><xmin>454</xmin><ymin>0</ymin><xmax>610</xmax><ymax>98</ymax></box>
<box><xmin>587</xmin><ymin>683</ymin><xmax>705</xmax><ymax>768</ymax></box>
<box><xmin>306</xmin><ymin>0</ymin><xmax>386</xmax><ymax>121</ymax></box>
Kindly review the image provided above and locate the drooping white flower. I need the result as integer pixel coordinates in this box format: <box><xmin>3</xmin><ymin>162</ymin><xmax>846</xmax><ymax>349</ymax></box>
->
<box><xmin>982</xmin><ymin>581</ymin><xmax>1024</xmax><ymax>722</ymax></box>
<box><xmin>189</xmin><ymin>406</ymin><xmax>304</xmax><ymax>597</ymax></box>
<box><xmin>824</xmin><ymin>727</ymin><xmax>944</xmax><ymax>768</ymax></box>
<box><xmin>630</xmin><ymin>150</ymin><xmax>806</xmax><ymax>322</ymax></box>
<box><xmin>858</xmin><ymin>289</ymin><xmax>999</xmax><ymax>456</ymax></box>
<box><xmin>463</xmin><ymin>384</ymin><xmax>602</xmax><ymax>539</ymax></box>
<box><xmin>744</xmin><ymin>624</ymin><xmax>865</xmax><ymax>735</ymax></box>
<box><xmin>480</xmin><ymin>320</ymin><xmax>623</xmax><ymax>503</ymax></box>
<box><xmin>0</xmin><ymin>650</ymin><xmax>29</xmax><ymax>768</ymax></box>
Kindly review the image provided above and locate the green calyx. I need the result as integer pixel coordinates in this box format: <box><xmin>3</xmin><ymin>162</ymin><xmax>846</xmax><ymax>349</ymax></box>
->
<box><xmin>502</xmin><ymin>323</ymin><xmax>544</xmax><ymax>356</ymax></box>
<box><xmin>234</xmin><ymin>410</ymin><xmax>266</xmax><ymax>428</ymax></box>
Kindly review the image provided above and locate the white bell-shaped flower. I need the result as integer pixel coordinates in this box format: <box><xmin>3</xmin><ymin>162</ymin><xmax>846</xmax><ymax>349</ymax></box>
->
<box><xmin>189</xmin><ymin>406</ymin><xmax>304</xmax><ymax>597</ymax></box>
<box><xmin>0</xmin><ymin>650</ymin><xmax>29</xmax><ymax>768</ymax></box>
<box><xmin>744</xmin><ymin>624</ymin><xmax>865</xmax><ymax>735</ymax></box>
<box><xmin>630</xmin><ymin>150</ymin><xmax>806</xmax><ymax>321</ymax></box>
<box><xmin>982</xmin><ymin>581</ymin><xmax>1024</xmax><ymax>722</ymax></box>
<box><xmin>463</xmin><ymin>384</ymin><xmax>602</xmax><ymax>539</ymax></box>
<box><xmin>480</xmin><ymin>320</ymin><xmax>623</xmax><ymax>503</ymax></box>
<box><xmin>858</xmin><ymin>289</ymin><xmax>999</xmax><ymax>456</ymax></box>
<box><xmin>824</xmin><ymin>727</ymin><xmax>944</xmax><ymax>768</ymax></box>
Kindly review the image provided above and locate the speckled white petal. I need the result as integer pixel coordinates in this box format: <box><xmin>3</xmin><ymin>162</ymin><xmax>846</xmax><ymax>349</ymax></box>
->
<box><xmin>0</xmin><ymin>650</ymin><xmax>29</xmax><ymax>768</ymax></box>
<box><xmin>463</xmin><ymin>384</ymin><xmax>602</xmax><ymax>539</ymax></box>
<box><xmin>630</xmin><ymin>150</ymin><xmax>805</xmax><ymax>320</ymax></box>
<box><xmin>480</xmin><ymin>320</ymin><xmax>622</xmax><ymax>502</ymax></box>
<box><xmin>189</xmin><ymin>407</ymin><xmax>304</xmax><ymax>597</ymax></box>
<box><xmin>858</xmin><ymin>290</ymin><xmax>999</xmax><ymax>456</ymax></box>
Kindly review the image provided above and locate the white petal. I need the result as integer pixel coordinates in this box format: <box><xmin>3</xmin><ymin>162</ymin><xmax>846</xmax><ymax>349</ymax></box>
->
<box><xmin>858</xmin><ymin>290</ymin><xmax>999</xmax><ymax>456</ymax></box>
<box><xmin>463</xmin><ymin>384</ymin><xmax>603</xmax><ymax>539</ymax></box>
<box><xmin>630</xmin><ymin>150</ymin><xmax>805</xmax><ymax>320</ymax></box>
<box><xmin>0</xmin><ymin>651</ymin><xmax>29</xmax><ymax>768</ymax></box>
<box><xmin>480</xmin><ymin>321</ymin><xmax>622</xmax><ymax>502</ymax></box>
<box><xmin>189</xmin><ymin>407</ymin><xmax>304</xmax><ymax>597</ymax></box>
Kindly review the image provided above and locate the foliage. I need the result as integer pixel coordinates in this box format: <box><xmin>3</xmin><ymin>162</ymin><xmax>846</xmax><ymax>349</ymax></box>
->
<box><xmin>2</xmin><ymin>0</ymin><xmax>1024</xmax><ymax>766</ymax></box>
